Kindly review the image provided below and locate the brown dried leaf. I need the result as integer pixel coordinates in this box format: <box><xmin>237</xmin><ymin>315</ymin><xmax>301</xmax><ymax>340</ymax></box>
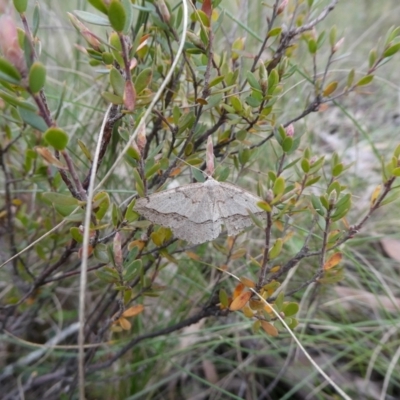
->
<box><xmin>261</xmin><ymin>320</ymin><xmax>279</xmax><ymax>337</ymax></box>
<box><xmin>35</xmin><ymin>146</ymin><xmax>67</xmax><ymax>169</ymax></box>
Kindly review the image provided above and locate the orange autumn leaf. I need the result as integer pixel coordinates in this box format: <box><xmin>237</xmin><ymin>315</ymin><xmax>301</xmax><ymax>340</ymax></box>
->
<box><xmin>233</xmin><ymin>282</ymin><xmax>245</xmax><ymax>299</ymax></box>
<box><xmin>229</xmin><ymin>291</ymin><xmax>252</xmax><ymax>311</ymax></box>
<box><xmin>169</xmin><ymin>167</ymin><xmax>182</xmax><ymax>177</ymax></box>
<box><xmin>122</xmin><ymin>304</ymin><xmax>144</xmax><ymax>317</ymax></box>
<box><xmin>323</xmin><ymin>252</ymin><xmax>343</xmax><ymax>270</ymax></box>
<box><xmin>260</xmin><ymin>320</ymin><xmax>279</xmax><ymax>337</ymax></box>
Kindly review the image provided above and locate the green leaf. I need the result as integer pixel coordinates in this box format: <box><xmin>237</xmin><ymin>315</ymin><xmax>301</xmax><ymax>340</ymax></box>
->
<box><xmin>108</xmin><ymin>0</ymin><xmax>126</xmax><ymax>32</ymax></box>
<box><xmin>246</xmin><ymin>71</ymin><xmax>261</xmax><ymax>91</ymax></box>
<box><xmin>32</xmin><ymin>3</ymin><xmax>40</xmax><ymax>36</ymax></box>
<box><xmin>42</xmin><ymin>192</ymin><xmax>80</xmax><ymax>206</ymax></box>
<box><xmin>230</xmin><ymin>95</ymin><xmax>242</xmax><ymax>112</ymax></box>
<box><xmin>96</xmin><ymin>268</ymin><xmax>119</xmax><ymax>284</ymax></box>
<box><xmin>70</xmin><ymin>226</ymin><xmax>83</xmax><ymax>243</ymax></box>
<box><xmin>18</xmin><ymin>107</ymin><xmax>48</xmax><ymax>131</ymax></box>
<box><xmin>124</xmin><ymin>198</ymin><xmax>139</xmax><ymax>222</ymax></box>
<box><xmin>305</xmin><ymin>176</ymin><xmax>321</xmax><ymax>187</ymax></box>
<box><xmin>267</xmin><ymin>27</ymin><xmax>282</xmax><ymax>37</ymax></box>
<box><xmin>102</xmin><ymin>91</ymin><xmax>124</xmax><ymax>104</ymax></box>
<box><xmin>28</xmin><ymin>62</ymin><xmax>46</xmax><ymax>93</ymax></box>
<box><xmin>121</xmin><ymin>0</ymin><xmax>133</xmax><ymax>33</ymax></box>
<box><xmin>94</xmin><ymin>243</ymin><xmax>109</xmax><ymax>263</ymax></box>
<box><xmin>43</xmin><ymin>127</ymin><xmax>69</xmax><ymax>150</ymax></box>
<box><xmin>219</xmin><ymin>288</ymin><xmax>229</xmax><ymax>308</ymax></box>
<box><xmin>13</xmin><ymin>0</ymin><xmax>28</xmax><ymax>13</ymax></box>
<box><xmin>273</xmin><ymin>176</ymin><xmax>285</xmax><ymax>196</ymax></box>
<box><xmin>332</xmin><ymin>163</ymin><xmax>344</xmax><ymax>177</ymax></box>
<box><xmin>135</xmin><ymin>68</ymin><xmax>152</xmax><ymax>94</ymax></box>
<box><xmin>190</xmin><ymin>9</ymin><xmax>210</xmax><ymax>27</ymax></box>
<box><xmin>282</xmin><ymin>302</ymin><xmax>299</xmax><ymax>317</ymax></box>
<box><xmin>257</xmin><ymin>200</ymin><xmax>272</xmax><ymax>212</ymax></box>
<box><xmin>111</xmin><ymin>202</ymin><xmax>122</xmax><ymax>228</ymax></box>
<box><xmin>78</xmin><ymin>139</ymin><xmax>92</xmax><ymax>161</ymax></box>
<box><xmin>93</xmin><ymin>191</ymin><xmax>110</xmax><ymax>220</ymax></box>
<box><xmin>269</xmin><ymin>238</ymin><xmax>283</xmax><ymax>259</ymax></box>
<box><xmin>87</xmin><ymin>0</ymin><xmax>109</xmax><ymax>15</ymax></box>
<box><xmin>282</xmin><ymin>137</ymin><xmax>293</xmax><ymax>153</ymax></box>
<box><xmin>109</xmin><ymin>67</ymin><xmax>125</xmax><ymax>97</ymax></box>
<box><xmin>301</xmin><ymin>158</ymin><xmax>310</xmax><ymax>173</ymax></box>
<box><xmin>209</xmin><ymin>75</ymin><xmax>225</xmax><ymax>88</ymax></box>
<box><xmin>0</xmin><ymin>56</ymin><xmax>22</xmax><ymax>84</ymax></box>
<box><xmin>329</xmin><ymin>25</ymin><xmax>337</xmax><ymax>48</ymax></box>
<box><xmin>73</xmin><ymin>10</ymin><xmax>110</xmax><ymax>25</ymax></box>
<box><xmin>383</xmin><ymin>43</ymin><xmax>400</xmax><ymax>58</ymax></box>
<box><xmin>356</xmin><ymin>75</ymin><xmax>374</xmax><ymax>86</ymax></box>
<box><xmin>311</xmin><ymin>194</ymin><xmax>325</xmax><ymax>216</ymax></box>
<box><xmin>124</xmin><ymin>259</ymin><xmax>142</xmax><ymax>281</ymax></box>
<box><xmin>132</xmin><ymin>168</ymin><xmax>145</xmax><ymax>197</ymax></box>
<box><xmin>308</xmin><ymin>39</ymin><xmax>317</xmax><ymax>54</ymax></box>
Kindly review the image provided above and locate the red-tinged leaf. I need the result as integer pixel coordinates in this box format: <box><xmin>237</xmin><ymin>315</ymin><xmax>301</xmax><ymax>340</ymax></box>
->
<box><xmin>122</xmin><ymin>304</ymin><xmax>144</xmax><ymax>317</ymax></box>
<box><xmin>201</xmin><ymin>0</ymin><xmax>212</xmax><ymax>19</ymax></box>
<box><xmin>323</xmin><ymin>252</ymin><xmax>343</xmax><ymax>270</ymax></box>
<box><xmin>260</xmin><ymin>320</ymin><xmax>279</xmax><ymax>337</ymax></box>
<box><xmin>233</xmin><ymin>282</ymin><xmax>245</xmax><ymax>298</ymax></box>
<box><xmin>124</xmin><ymin>80</ymin><xmax>136</xmax><ymax>111</ymax></box>
<box><xmin>229</xmin><ymin>291</ymin><xmax>252</xmax><ymax>311</ymax></box>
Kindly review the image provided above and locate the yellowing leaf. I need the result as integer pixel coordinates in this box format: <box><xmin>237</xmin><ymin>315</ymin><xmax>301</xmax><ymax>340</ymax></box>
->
<box><xmin>323</xmin><ymin>81</ymin><xmax>338</xmax><ymax>97</ymax></box>
<box><xmin>128</xmin><ymin>240</ymin><xmax>145</xmax><ymax>251</ymax></box>
<box><xmin>122</xmin><ymin>304</ymin><xmax>144</xmax><ymax>317</ymax></box>
<box><xmin>370</xmin><ymin>185</ymin><xmax>381</xmax><ymax>206</ymax></box>
<box><xmin>249</xmin><ymin>299</ymin><xmax>264</xmax><ymax>310</ymax></box>
<box><xmin>260</xmin><ymin>320</ymin><xmax>279</xmax><ymax>337</ymax></box>
<box><xmin>243</xmin><ymin>305</ymin><xmax>255</xmax><ymax>318</ymax></box>
<box><xmin>270</xmin><ymin>265</ymin><xmax>281</xmax><ymax>273</ymax></box>
<box><xmin>231</xmin><ymin>248</ymin><xmax>247</xmax><ymax>260</ymax></box>
<box><xmin>118</xmin><ymin>317</ymin><xmax>132</xmax><ymax>330</ymax></box>
<box><xmin>240</xmin><ymin>276</ymin><xmax>256</xmax><ymax>288</ymax></box>
<box><xmin>264</xmin><ymin>303</ymin><xmax>274</xmax><ymax>314</ymax></box>
<box><xmin>229</xmin><ymin>291</ymin><xmax>252</xmax><ymax>311</ymax></box>
<box><xmin>323</xmin><ymin>252</ymin><xmax>343</xmax><ymax>270</ymax></box>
